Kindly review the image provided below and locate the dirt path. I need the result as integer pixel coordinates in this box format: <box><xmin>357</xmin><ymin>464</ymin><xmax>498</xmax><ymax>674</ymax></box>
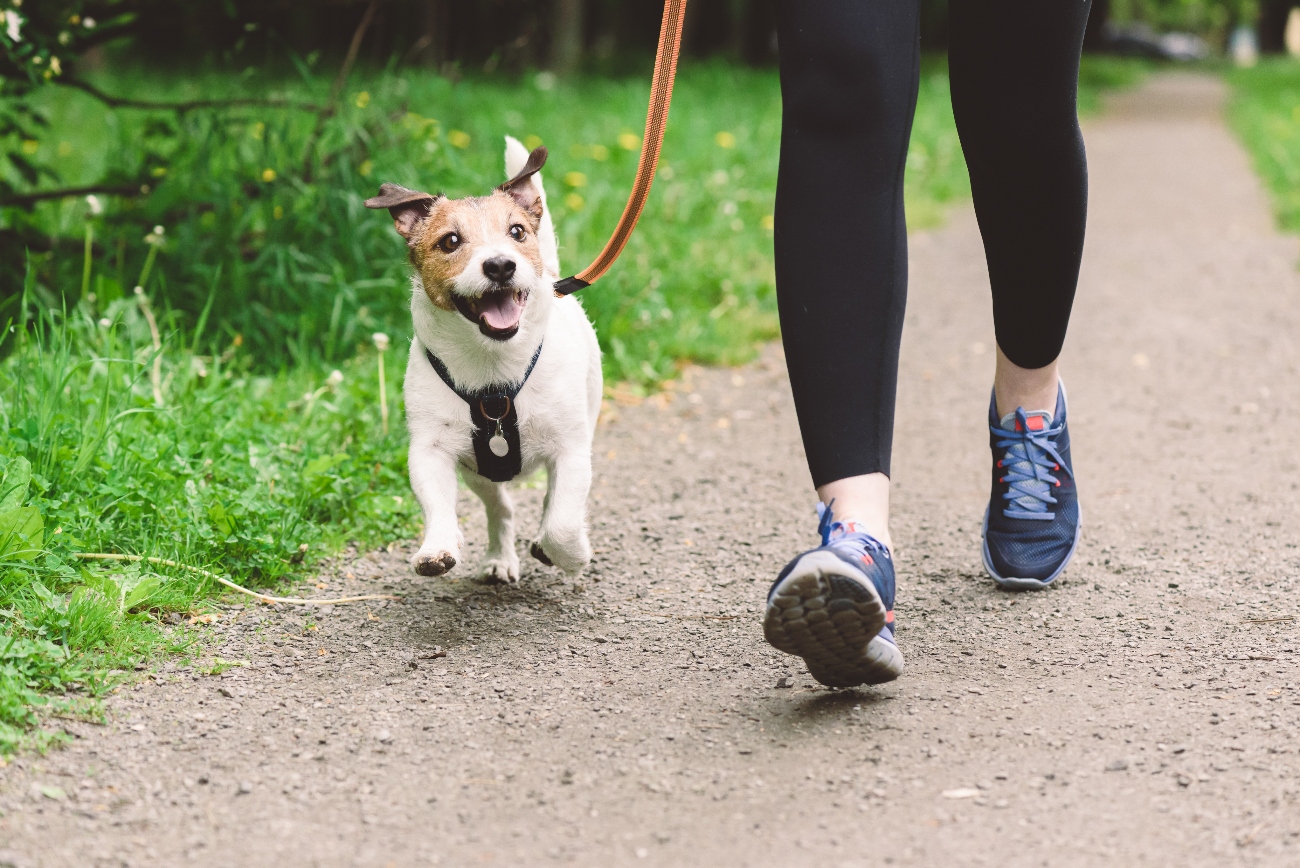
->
<box><xmin>3</xmin><ymin>73</ymin><xmax>1299</xmax><ymax>868</ymax></box>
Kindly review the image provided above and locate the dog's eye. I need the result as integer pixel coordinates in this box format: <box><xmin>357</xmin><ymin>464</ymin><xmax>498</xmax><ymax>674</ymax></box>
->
<box><xmin>437</xmin><ymin>232</ymin><xmax>461</xmax><ymax>253</ymax></box>
<box><xmin>509</xmin><ymin>224</ymin><xmax>526</xmax><ymax>242</ymax></box>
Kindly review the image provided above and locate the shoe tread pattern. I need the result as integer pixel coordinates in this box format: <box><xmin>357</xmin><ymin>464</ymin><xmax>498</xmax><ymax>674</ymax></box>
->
<box><xmin>763</xmin><ymin>552</ymin><xmax>898</xmax><ymax>687</ymax></box>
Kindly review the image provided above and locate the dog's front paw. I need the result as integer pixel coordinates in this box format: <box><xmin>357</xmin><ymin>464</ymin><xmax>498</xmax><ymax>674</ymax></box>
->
<box><xmin>532</xmin><ymin>531</ymin><xmax>591</xmax><ymax>577</ymax></box>
<box><xmin>478</xmin><ymin>553</ymin><xmax>520</xmax><ymax>585</ymax></box>
<box><xmin>413</xmin><ymin>550</ymin><xmax>457</xmax><ymax>577</ymax></box>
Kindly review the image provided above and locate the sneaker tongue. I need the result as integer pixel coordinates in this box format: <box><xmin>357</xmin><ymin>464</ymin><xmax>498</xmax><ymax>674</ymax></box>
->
<box><xmin>999</xmin><ymin>409</ymin><xmax>1053</xmax><ymax>433</ymax></box>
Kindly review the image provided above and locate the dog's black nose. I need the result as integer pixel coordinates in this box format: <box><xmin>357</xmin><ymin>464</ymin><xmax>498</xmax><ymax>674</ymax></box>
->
<box><xmin>482</xmin><ymin>257</ymin><xmax>516</xmax><ymax>284</ymax></box>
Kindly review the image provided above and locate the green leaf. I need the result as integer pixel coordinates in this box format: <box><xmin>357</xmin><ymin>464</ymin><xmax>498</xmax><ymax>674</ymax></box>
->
<box><xmin>0</xmin><ymin>506</ymin><xmax>43</xmax><ymax>561</ymax></box>
<box><xmin>122</xmin><ymin>573</ymin><xmax>163</xmax><ymax>611</ymax></box>
<box><xmin>208</xmin><ymin>501</ymin><xmax>233</xmax><ymax>537</ymax></box>
<box><xmin>86</xmin><ymin>563</ymin><xmax>167</xmax><ymax>614</ymax></box>
<box><xmin>0</xmin><ymin>457</ymin><xmax>31</xmax><ymax>512</ymax></box>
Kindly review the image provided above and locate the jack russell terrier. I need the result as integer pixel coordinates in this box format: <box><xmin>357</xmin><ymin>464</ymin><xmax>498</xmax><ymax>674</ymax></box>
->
<box><xmin>365</xmin><ymin>137</ymin><xmax>601</xmax><ymax>582</ymax></box>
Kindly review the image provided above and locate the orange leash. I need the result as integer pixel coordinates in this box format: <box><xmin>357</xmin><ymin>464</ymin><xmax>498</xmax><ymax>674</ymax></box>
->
<box><xmin>554</xmin><ymin>0</ymin><xmax>688</xmax><ymax>296</ymax></box>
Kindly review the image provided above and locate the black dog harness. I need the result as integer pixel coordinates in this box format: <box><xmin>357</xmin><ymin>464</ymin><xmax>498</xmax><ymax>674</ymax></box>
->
<box><xmin>424</xmin><ymin>342</ymin><xmax>543</xmax><ymax>483</ymax></box>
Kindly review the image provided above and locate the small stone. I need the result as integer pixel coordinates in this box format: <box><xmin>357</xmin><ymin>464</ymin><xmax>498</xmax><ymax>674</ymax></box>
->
<box><xmin>775</xmin><ymin>677</ymin><xmax>793</xmax><ymax>689</ymax></box>
<box><xmin>376</xmin><ymin>729</ymin><xmax>393</xmax><ymax>744</ymax></box>
<box><xmin>237</xmin><ymin>781</ymin><xmax>253</xmax><ymax>795</ymax></box>
<box><xmin>1105</xmin><ymin>759</ymin><xmax>1129</xmax><ymax>772</ymax></box>
<box><xmin>941</xmin><ymin>788</ymin><xmax>981</xmax><ymax>799</ymax></box>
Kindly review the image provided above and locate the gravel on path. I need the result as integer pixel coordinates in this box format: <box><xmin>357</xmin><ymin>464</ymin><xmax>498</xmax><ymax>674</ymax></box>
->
<box><xmin>1</xmin><ymin>73</ymin><xmax>1298</xmax><ymax>868</ymax></box>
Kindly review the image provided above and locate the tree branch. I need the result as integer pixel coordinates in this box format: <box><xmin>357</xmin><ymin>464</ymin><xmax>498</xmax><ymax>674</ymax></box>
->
<box><xmin>56</xmin><ymin>78</ymin><xmax>324</xmax><ymax>114</ymax></box>
<box><xmin>302</xmin><ymin>0</ymin><xmax>384</xmax><ymax>181</ymax></box>
<box><xmin>0</xmin><ymin>183</ymin><xmax>145</xmax><ymax>209</ymax></box>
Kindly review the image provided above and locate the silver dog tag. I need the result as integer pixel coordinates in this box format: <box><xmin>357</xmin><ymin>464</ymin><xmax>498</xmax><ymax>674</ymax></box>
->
<box><xmin>489</xmin><ymin>420</ymin><xmax>509</xmax><ymax>457</ymax></box>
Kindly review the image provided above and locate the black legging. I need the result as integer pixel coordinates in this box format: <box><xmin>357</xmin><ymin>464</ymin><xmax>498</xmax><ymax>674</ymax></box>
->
<box><xmin>774</xmin><ymin>0</ymin><xmax>1091</xmax><ymax>486</ymax></box>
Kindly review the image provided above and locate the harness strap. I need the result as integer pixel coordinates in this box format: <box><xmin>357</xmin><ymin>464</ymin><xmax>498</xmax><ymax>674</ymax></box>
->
<box><xmin>423</xmin><ymin>341</ymin><xmax>543</xmax><ymax>404</ymax></box>
<box><xmin>554</xmin><ymin>0</ymin><xmax>688</xmax><ymax>297</ymax></box>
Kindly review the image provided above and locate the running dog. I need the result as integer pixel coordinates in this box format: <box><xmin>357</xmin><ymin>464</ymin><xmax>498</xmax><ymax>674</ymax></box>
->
<box><xmin>365</xmin><ymin>137</ymin><xmax>601</xmax><ymax>582</ymax></box>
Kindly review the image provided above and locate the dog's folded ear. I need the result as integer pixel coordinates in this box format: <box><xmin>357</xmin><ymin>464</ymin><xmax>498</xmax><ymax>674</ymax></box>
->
<box><xmin>498</xmin><ymin>146</ymin><xmax>547</xmax><ymax>224</ymax></box>
<box><xmin>365</xmin><ymin>183</ymin><xmax>442</xmax><ymax>240</ymax></box>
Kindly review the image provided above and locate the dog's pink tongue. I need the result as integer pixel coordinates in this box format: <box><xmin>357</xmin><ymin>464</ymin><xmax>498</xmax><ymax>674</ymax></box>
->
<box><xmin>478</xmin><ymin>292</ymin><xmax>522</xmax><ymax>332</ymax></box>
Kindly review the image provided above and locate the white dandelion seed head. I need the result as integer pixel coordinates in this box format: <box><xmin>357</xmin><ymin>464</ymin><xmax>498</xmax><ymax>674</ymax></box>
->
<box><xmin>372</xmin><ymin>332</ymin><xmax>390</xmax><ymax>352</ymax></box>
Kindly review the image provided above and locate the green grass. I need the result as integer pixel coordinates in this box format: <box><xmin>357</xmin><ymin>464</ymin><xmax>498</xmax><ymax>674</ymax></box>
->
<box><xmin>0</xmin><ymin>258</ymin><xmax>416</xmax><ymax>752</ymax></box>
<box><xmin>0</xmin><ymin>56</ymin><xmax>1148</xmax><ymax>751</ymax></box>
<box><xmin>1227</xmin><ymin>58</ymin><xmax>1300</xmax><ymax>233</ymax></box>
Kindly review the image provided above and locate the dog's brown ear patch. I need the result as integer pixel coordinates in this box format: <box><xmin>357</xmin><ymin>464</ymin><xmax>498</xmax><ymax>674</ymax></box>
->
<box><xmin>498</xmin><ymin>146</ymin><xmax>547</xmax><ymax>223</ymax></box>
<box><xmin>365</xmin><ymin>183</ymin><xmax>441</xmax><ymax>239</ymax></box>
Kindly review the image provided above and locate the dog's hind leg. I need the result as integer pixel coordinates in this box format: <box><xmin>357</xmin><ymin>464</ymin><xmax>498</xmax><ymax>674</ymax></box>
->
<box><xmin>531</xmin><ymin>448</ymin><xmax>593</xmax><ymax>577</ymax></box>
<box><xmin>408</xmin><ymin>444</ymin><xmax>463</xmax><ymax>577</ymax></box>
<box><xmin>462</xmin><ymin>471</ymin><xmax>520</xmax><ymax>584</ymax></box>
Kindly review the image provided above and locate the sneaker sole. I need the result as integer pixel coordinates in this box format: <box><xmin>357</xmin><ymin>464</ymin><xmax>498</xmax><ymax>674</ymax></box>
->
<box><xmin>980</xmin><ymin>505</ymin><xmax>1083</xmax><ymax>591</ymax></box>
<box><xmin>763</xmin><ymin>551</ymin><xmax>903</xmax><ymax>687</ymax></box>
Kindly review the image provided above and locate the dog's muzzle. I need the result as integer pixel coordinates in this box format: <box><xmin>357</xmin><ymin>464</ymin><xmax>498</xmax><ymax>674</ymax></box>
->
<box><xmin>453</xmin><ymin>285</ymin><xmax>529</xmax><ymax>341</ymax></box>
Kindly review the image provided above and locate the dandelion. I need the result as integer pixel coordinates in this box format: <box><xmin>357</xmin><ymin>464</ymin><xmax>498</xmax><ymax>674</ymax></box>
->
<box><xmin>48</xmin><ymin>56</ymin><xmax>60</xmax><ymax>75</ymax></box>
<box><xmin>85</xmin><ymin>194</ymin><xmax>102</xmax><ymax>215</ymax></box>
<box><xmin>373</xmin><ymin>333</ymin><xmax>391</xmax><ymax>435</ymax></box>
<box><xmin>524</xmin><ymin>134</ymin><xmax>544</xmax><ymax>151</ymax></box>
<box><xmin>20</xmin><ymin>140</ymin><xmax>37</xmax><ymax>155</ymax></box>
<box><xmin>564</xmin><ymin>171</ymin><xmax>588</xmax><ymax>188</ymax></box>
<box><xmin>327</xmin><ymin>369</ymin><xmax>344</xmax><ymax>388</ymax></box>
<box><xmin>355</xmin><ymin>91</ymin><xmax>370</xmax><ymax>109</ymax></box>
<box><xmin>715</xmin><ymin>131</ymin><xmax>737</xmax><ymax>149</ymax></box>
<box><xmin>251</xmin><ymin>122</ymin><xmax>265</xmax><ymax>140</ymax></box>
<box><xmin>447</xmin><ymin>130</ymin><xmax>471</xmax><ymax>149</ymax></box>
<box><xmin>589</xmin><ymin>144</ymin><xmax>609</xmax><ymax>161</ymax></box>
<box><xmin>618</xmin><ymin>132</ymin><xmax>641</xmax><ymax>151</ymax></box>
<box><xmin>358</xmin><ymin>159</ymin><xmax>373</xmax><ymax>177</ymax></box>
<box><xmin>760</xmin><ymin>214</ymin><xmax>775</xmax><ymax>231</ymax></box>
<box><xmin>273</xmin><ymin>205</ymin><xmax>283</xmax><ymax>220</ymax></box>
<box><xmin>83</xmin><ymin>16</ymin><xmax>96</xmax><ymax>29</ymax></box>
<box><xmin>58</xmin><ymin>30</ymin><xmax>69</xmax><ymax>44</ymax></box>
<box><xmin>261</xmin><ymin>168</ymin><xmax>276</xmax><ymax>182</ymax></box>
<box><xmin>98</xmin><ymin>317</ymin><xmax>111</xmax><ymax>328</ymax></box>
<box><xmin>564</xmin><ymin>192</ymin><xmax>585</xmax><ymax>211</ymax></box>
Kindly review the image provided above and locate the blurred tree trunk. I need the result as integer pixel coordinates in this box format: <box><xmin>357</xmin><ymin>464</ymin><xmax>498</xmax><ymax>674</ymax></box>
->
<box><xmin>550</xmin><ymin>0</ymin><xmax>586</xmax><ymax>74</ymax></box>
<box><xmin>410</xmin><ymin>0</ymin><xmax>448</xmax><ymax>68</ymax></box>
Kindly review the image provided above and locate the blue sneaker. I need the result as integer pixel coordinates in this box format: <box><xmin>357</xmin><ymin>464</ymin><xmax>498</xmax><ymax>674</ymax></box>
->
<box><xmin>763</xmin><ymin>504</ymin><xmax>903</xmax><ymax>687</ymax></box>
<box><xmin>981</xmin><ymin>384</ymin><xmax>1081</xmax><ymax>590</ymax></box>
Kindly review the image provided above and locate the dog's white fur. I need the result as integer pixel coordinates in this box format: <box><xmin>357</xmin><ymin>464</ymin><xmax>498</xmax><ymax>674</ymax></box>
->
<box><xmin>403</xmin><ymin>136</ymin><xmax>602</xmax><ymax>581</ymax></box>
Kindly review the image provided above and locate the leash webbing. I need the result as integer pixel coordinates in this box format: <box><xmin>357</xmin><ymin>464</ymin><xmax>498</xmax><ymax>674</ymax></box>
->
<box><xmin>553</xmin><ymin>0</ymin><xmax>688</xmax><ymax>297</ymax></box>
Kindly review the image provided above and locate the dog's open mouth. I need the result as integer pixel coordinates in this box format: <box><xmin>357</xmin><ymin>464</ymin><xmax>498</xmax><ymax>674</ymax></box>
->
<box><xmin>453</xmin><ymin>287</ymin><xmax>529</xmax><ymax>340</ymax></box>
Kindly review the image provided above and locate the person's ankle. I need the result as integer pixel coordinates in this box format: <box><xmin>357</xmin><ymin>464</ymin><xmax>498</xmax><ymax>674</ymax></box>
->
<box><xmin>993</xmin><ymin>346</ymin><xmax>1060</xmax><ymax>418</ymax></box>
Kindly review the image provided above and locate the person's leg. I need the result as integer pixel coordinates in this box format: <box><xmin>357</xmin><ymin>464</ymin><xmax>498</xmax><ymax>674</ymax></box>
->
<box><xmin>772</xmin><ymin>0</ymin><xmax>920</xmax><ymax>553</ymax></box>
<box><xmin>949</xmin><ymin>0</ymin><xmax>1091</xmax><ymax>587</ymax></box>
<box><xmin>763</xmin><ymin>0</ymin><xmax>919</xmax><ymax>687</ymax></box>
<box><xmin>949</xmin><ymin>0</ymin><xmax>1091</xmax><ymax>400</ymax></box>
